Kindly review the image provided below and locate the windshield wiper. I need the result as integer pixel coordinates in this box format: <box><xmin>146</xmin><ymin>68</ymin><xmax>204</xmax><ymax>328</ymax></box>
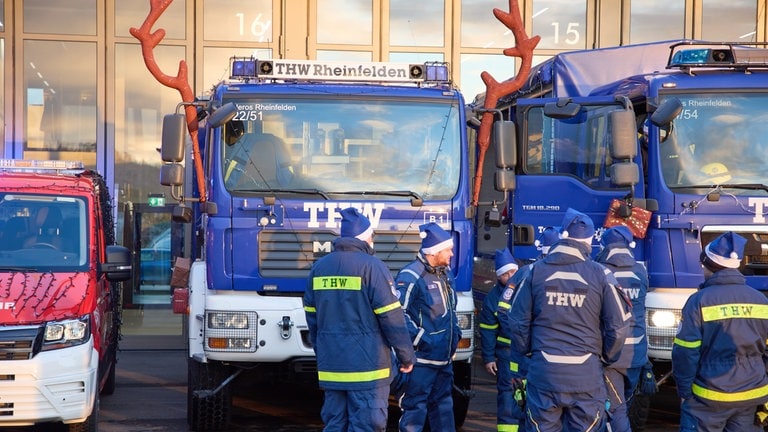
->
<box><xmin>717</xmin><ymin>184</ymin><xmax>768</xmax><ymax>193</ymax></box>
<box><xmin>328</xmin><ymin>190</ymin><xmax>424</xmax><ymax>206</ymax></box>
<box><xmin>238</xmin><ymin>188</ymin><xmax>330</xmax><ymax>200</ymax></box>
<box><xmin>0</xmin><ymin>267</ymin><xmax>37</xmax><ymax>272</ymax></box>
<box><xmin>671</xmin><ymin>184</ymin><xmax>768</xmax><ymax>193</ymax></box>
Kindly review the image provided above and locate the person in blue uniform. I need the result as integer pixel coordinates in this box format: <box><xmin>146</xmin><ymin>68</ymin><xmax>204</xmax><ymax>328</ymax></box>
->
<box><xmin>672</xmin><ymin>231</ymin><xmax>768</xmax><ymax>432</ymax></box>
<box><xmin>507</xmin><ymin>208</ymin><xmax>631</xmax><ymax>431</ymax></box>
<box><xmin>534</xmin><ymin>225</ymin><xmax>560</xmax><ymax>259</ymax></box>
<box><xmin>479</xmin><ymin>248</ymin><xmax>522</xmax><ymax>431</ymax></box>
<box><xmin>596</xmin><ymin>225</ymin><xmax>649</xmax><ymax>432</ymax></box>
<box><xmin>303</xmin><ymin>207</ymin><xmax>416</xmax><ymax>432</ymax></box>
<box><xmin>395</xmin><ymin>222</ymin><xmax>461</xmax><ymax>432</ymax></box>
<box><xmin>494</xmin><ymin>227</ymin><xmax>559</xmax><ymax>431</ymax></box>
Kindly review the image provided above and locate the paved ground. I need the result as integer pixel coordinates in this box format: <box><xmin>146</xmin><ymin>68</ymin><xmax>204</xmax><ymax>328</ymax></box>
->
<box><xmin>6</xmin><ymin>349</ymin><xmax>681</xmax><ymax>431</ymax></box>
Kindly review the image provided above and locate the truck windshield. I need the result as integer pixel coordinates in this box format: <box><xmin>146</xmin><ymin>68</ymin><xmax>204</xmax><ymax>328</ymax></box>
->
<box><xmin>220</xmin><ymin>97</ymin><xmax>461</xmax><ymax>200</ymax></box>
<box><xmin>659</xmin><ymin>93</ymin><xmax>768</xmax><ymax>192</ymax></box>
<box><xmin>0</xmin><ymin>194</ymin><xmax>87</xmax><ymax>270</ymax></box>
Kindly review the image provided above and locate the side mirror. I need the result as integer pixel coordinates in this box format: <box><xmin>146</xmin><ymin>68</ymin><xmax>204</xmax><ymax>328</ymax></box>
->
<box><xmin>161</xmin><ymin>114</ymin><xmax>186</xmax><ymax>163</ymax></box>
<box><xmin>651</xmin><ymin>98</ymin><xmax>683</xmax><ymax>127</ymax></box>
<box><xmin>543</xmin><ymin>98</ymin><xmax>581</xmax><ymax>119</ymax></box>
<box><xmin>208</xmin><ymin>103</ymin><xmax>238</xmax><ymax>128</ymax></box>
<box><xmin>493</xmin><ymin>120</ymin><xmax>517</xmax><ymax>169</ymax></box>
<box><xmin>172</xmin><ymin>204</ymin><xmax>193</xmax><ymax>223</ymax></box>
<box><xmin>160</xmin><ymin>163</ymin><xmax>184</xmax><ymax>187</ymax></box>
<box><xmin>609</xmin><ymin>110</ymin><xmax>638</xmax><ymax>160</ymax></box>
<box><xmin>495</xmin><ymin>169</ymin><xmax>516</xmax><ymax>192</ymax></box>
<box><xmin>101</xmin><ymin>245</ymin><xmax>132</xmax><ymax>282</ymax></box>
<box><xmin>610</xmin><ymin>162</ymin><xmax>639</xmax><ymax>187</ymax></box>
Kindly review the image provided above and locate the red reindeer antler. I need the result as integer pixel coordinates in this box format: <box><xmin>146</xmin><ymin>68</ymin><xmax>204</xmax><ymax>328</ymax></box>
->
<box><xmin>472</xmin><ymin>0</ymin><xmax>540</xmax><ymax>205</ymax></box>
<box><xmin>130</xmin><ymin>0</ymin><xmax>208</xmax><ymax>203</ymax></box>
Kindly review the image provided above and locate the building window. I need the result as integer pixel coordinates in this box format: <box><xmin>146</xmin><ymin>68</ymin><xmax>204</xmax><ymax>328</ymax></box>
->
<box><xmin>630</xmin><ymin>1</ymin><xmax>685</xmax><ymax>44</ymax></box>
<box><xmin>390</xmin><ymin>52</ymin><xmax>443</xmax><ymax>63</ymax></box>
<box><xmin>114</xmin><ymin>43</ymin><xmax>184</xmax><ymax>204</ymax></box>
<box><xmin>316</xmin><ymin>51</ymin><xmax>372</xmax><ymax>61</ymax></box>
<box><xmin>115</xmin><ymin>1</ymin><xmax>186</xmax><ymax>39</ymax></box>
<box><xmin>24</xmin><ymin>0</ymin><xmax>96</xmax><ymax>36</ymax></box>
<box><xmin>389</xmin><ymin>0</ymin><xmax>443</xmax><ymax>47</ymax></box>
<box><xmin>532</xmin><ymin>0</ymin><xmax>587</xmax><ymax>50</ymax></box>
<box><xmin>702</xmin><ymin>0</ymin><xmax>757</xmax><ymax>41</ymax></box>
<box><xmin>24</xmin><ymin>41</ymin><xmax>96</xmax><ymax>165</ymax></box>
<box><xmin>460</xmin><ymin>53</ymin><xmax>515</xmax><ymax>102</ymax></box>
<box><xmin>460</xmin><ymin>0</ymin><xmax>517</xmax><ymax>49</ymax></box>
<box><xmin>317</xmin><ymin>0</ymin><xmax>372</xmax><ymax>45</ymax></box>
<box><xmin>204</xmin><ymin>0</ymin><xmax>273</xmax><ymax>42</ymax></box>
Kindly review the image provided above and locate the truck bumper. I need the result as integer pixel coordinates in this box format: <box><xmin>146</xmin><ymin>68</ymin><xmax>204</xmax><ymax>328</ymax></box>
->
<box><xmin>0</xmin><ymin>339</ymin><xmax>98</xmax><ymax>426</ymax></box>
<box><xmin>188</xmin><ymin>262</ymin><xmax>475</xmax><ymax>365</ymax></box>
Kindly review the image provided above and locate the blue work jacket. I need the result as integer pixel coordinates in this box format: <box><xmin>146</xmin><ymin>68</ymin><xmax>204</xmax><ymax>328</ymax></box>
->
<box><xmin>596</xmin><ymin>242</ymin><xmax>649</xmax><ymax>370</ymax></box>
<box><xmin>303</xmin><ymin>237</ymin><xmax>416</xmax><ymax>390</ymax></box>
<box><xmin>508</xmin><ymin>238</ymin><xmax>631</xmax><ymax>393</ymax></box>
<box><xmin>395</xmin><ymin>255</ymin><xmax>461</xmax><ymax>367</ymax></box>
<box><xmin>672</xmin><ymin>269</ymin><xmax>768</xmax><ymax>407</ymax></box>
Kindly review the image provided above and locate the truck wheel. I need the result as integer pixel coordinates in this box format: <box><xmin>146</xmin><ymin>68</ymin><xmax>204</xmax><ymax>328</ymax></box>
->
<box><xmin>187</xmin><ymin>359</ymin><xmax>232</xmax><ymax>431</ymax></box>
<box><xmin>452</xmin><ymin>361</ymin><xmax>472</xmax><ymax>428</ymax></box>
<box><xmin>101</xmin><ymin>360</ymin><xmax>117</xmax><ymax>396</ymax></box>
<box><xmin>100</xmin><ymin>346</ymin><xmax>118</xmax><ymax>396</ymax></box>
<box><xmin>67</xmin><ymin>395</ymin><xmax>98</xmax><ymax>432</ymax></box>
<box><xmin>628</xmin><ymin>393</ymin><xmax>652</xmax><ymax>432</ymax></box>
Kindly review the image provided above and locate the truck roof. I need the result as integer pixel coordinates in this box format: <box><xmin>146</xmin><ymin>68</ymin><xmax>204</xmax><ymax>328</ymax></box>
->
<box><xmin>0</xmin><ymin>161</ymin><xmax>98</xmax><ymax>194</ymax></box>
<box><xmin>471</xmin><ymin>39</ymin><xmax>687</xmax><ymax>107</ymax></box>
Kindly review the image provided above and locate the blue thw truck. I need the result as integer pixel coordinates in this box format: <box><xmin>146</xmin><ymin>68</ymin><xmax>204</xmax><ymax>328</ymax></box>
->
<box><xmin>469</xmin><ymin>40</ymin><xmax>768</xmax><ymax>383</ymax></box>
<box><xmin>157</xmin><ymin>58</ymin><xmax>505</xmax><ymax>430</ymax></box>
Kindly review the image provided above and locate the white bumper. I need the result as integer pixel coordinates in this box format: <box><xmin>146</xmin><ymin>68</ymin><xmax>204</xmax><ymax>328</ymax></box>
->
<box><xmin>0</xmin><ymin>339</ymin><xmax>97</xmax><ymax>426</ymax></box>
<box><xmin>188</xmin><ymin>261</ymin><xmax>476</xmax><ymax>364</ymax></box>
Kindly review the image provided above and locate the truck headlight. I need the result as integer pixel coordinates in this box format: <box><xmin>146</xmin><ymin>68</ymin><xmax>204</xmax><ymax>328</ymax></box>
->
<box><xmin>650</xmin><ymin>309</ymin><xmax>677</xmax><ymax>328</ymax></box>
<box><xmin>208</xmin><ymin>312</ymin><xmax>249</xmax><ymax>329</ymax></box>
<box><xmin>42</xmin><ymin>317</ymin><xmax>90</xmax><ymax>350</ymax></box>
<box><xmin>456</xmin><ymin>312</ymin><xmax>473</xmax><ymax>330</ymax></box>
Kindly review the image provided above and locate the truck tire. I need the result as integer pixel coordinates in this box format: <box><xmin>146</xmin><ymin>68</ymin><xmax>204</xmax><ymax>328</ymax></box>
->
<box><xmin>100</xmin><ymin>344</ymin><xmax>118</xmax><ymax>396</ymax></box>
<box><xmin>101</xmin><ymin>360</ymin><xmax>116</xmax><ymax>396</ymax></box>
<box><xmin>628</xmin><ymin>393</ymin><xmax>651</xmax><ymax>432</ymax></box>
<box><xmin>187</xmin><ymin>359</ymin><xmax>232</xmax><ymax>431</ymax></box>
<box><xmin>67</xmin><ymin>395</ymin><xmax>98</xmax><ymax>432</ymax></box>
<box><xmin>452</xmin><ymin>361</ymin><xmax>472</xmax><ymax>428</ymax></box>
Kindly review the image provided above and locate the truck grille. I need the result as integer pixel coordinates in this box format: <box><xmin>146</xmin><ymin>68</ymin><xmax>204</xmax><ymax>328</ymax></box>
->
<box><xmin>645</xmin><ymin>308</ymin><xmax>682</xmax><ymax>353</ymax></box>
<box><xmin>259</xmin><ymin>230</ymin><xmax>421</xmax><ymax>278</ymax></box>
<box><xmin>0</xmin><ymin>326</ymin><xmax>44</xmax><ymax>360</ymax></box>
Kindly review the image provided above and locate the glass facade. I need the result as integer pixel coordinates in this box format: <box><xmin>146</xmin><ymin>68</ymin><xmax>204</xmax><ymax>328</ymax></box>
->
<box><xmin>630</xmin><ymin>1</ymin><xmax>685</xmax><ymax>44</ymax></box>
<box><xmin>2</xmin><ymin>0</ymin><xmax>767</xmax><ymax>346</ymax></box>
<box><xmin>23</xmin><ymin>40</ymin><xmax>97</xmax><ymax>167</ymax></box>
<box><xmin>317</xmin><ymin>0</ymin><xmax>372</xmax><ymax>44</ymax></box>
<box><xmin>24</xmin><ymin>0</ymin><xmax>96</xmax><ymax>35</ymax></box>
<box><xmin>532</xmin><ymin>0</ymin><xmax>588</xmax><ymax>50</ymax></box>
<box><xmin>203</xmin><ymin>0</ymin><xmax>273</xmax><ymax>42</ymax></box>
<box><xmin>390</xmin><ymin>0</ymin><xmax>444</xmax><ymax>46</ymax></box>
<box><xmin>702</xmin><ymin>0</ymin><xmax>757</xmax><ymax>41</ymax></box>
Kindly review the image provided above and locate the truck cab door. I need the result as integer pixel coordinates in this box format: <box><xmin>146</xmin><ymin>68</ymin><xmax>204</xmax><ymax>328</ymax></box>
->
<box><xmin>510</xmin><ymin>96</ymin><xmax>642</xmax><ymax>260</ymax></box>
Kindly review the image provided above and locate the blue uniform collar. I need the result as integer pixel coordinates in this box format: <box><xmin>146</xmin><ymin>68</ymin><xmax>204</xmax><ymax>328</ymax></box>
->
<box><xmin>332</xmin><ymin>237</ymin><xmax>374</xmax><ymax>255</ymax></box>
<box><xmin>700</xmin><ymin>268</ymin><xmax>746</xmax><ymax>289</ymax></box>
